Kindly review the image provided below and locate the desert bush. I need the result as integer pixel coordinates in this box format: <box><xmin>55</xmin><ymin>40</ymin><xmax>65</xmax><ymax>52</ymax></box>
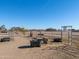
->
<box><xmin>46</xmin><ymin>28</ymin><xmax>57</xmax><ymax>31</ymax></box>
<box><xmin>9</xmin><ymin>27</ymin><xmax>27</xmax><ymax>35</ymax></box>
<box><xmin>0</xmin><ymin>25</ymin><xmax>7</xmax><ymax>33</ymax></box>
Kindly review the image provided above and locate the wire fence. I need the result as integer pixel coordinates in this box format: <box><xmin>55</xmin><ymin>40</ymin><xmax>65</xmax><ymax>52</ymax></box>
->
<box><xmin>0</xmin><ymin>31</ymin><xmax>79</xmax><ymax>59</ymax></box>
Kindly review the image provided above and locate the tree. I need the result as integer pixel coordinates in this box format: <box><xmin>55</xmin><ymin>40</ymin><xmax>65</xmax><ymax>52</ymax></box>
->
<box><xmin>9</xmin><ymin>27</ymin><xmax>27</xmax><ymax>35</ymax></box>
<box><xmin>0</xmin><ymin>25</ymin><xmax>7</xmax><ymax>33</ymax></box>
<box><xmin>46</xmin><ymin>28</ymin><xmax>57</xmax><ymax>31</ymax></box>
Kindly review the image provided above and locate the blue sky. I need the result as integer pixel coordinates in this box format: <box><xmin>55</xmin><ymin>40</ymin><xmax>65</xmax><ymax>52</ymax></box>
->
<box><xmin>0</xmin><ymin>0</ymin><xmax>79</xmax><ymax>29</ymax></box>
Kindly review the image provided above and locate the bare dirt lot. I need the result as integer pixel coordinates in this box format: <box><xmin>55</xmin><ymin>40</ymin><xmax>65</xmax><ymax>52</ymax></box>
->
<box><xmin>0</xmin><ymin>31</ymin><xmax>79</xmax><ymax>59</ymax></box>
<box><xmin>0</xmin><ymin>37</ymin><xmax>59</xmax><ymax>59</ymax></box>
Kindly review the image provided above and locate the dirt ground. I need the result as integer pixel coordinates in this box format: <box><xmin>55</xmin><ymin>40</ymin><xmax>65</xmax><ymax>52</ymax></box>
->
<box><xmin>0</xmin><ymin>37</ymin><xmax>60</xmax><ymax>59</ymax></box>
<box><xmin>0</xmin><ymin>31</ymin><xmax>79</xmax><ymax>59</ymax></box>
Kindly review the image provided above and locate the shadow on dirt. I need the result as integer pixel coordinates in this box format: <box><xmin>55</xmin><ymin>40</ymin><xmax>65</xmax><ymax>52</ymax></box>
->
<box><xmin>18</xmin><ymin>45</ymin><xmax>33</xmax><ymax>49</ymax></box>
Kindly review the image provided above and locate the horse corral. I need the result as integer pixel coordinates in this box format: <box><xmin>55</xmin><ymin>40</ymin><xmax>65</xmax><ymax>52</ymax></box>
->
<box><xmin>0</xmin><ymin>27</ymin><xmax>79</xmax><ymax>59</ymax></box>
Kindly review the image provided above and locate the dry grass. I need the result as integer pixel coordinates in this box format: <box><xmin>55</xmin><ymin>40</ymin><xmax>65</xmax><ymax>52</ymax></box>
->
<box><xmin>0</xmin><ymin>31</ymin><xmax>79</xmax><ymax>59</ymax></box>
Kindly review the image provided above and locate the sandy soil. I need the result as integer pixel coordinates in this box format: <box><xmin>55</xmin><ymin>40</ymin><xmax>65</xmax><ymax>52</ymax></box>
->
<box><xmin>0</xmin><ymin>37</ymin><xmax>60</xmax><ymax>59</ymax></box>
<box><xmin>0</xmin><ymin>31</ymin><xmax>79</xmax><ymax>59</ymax></box>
